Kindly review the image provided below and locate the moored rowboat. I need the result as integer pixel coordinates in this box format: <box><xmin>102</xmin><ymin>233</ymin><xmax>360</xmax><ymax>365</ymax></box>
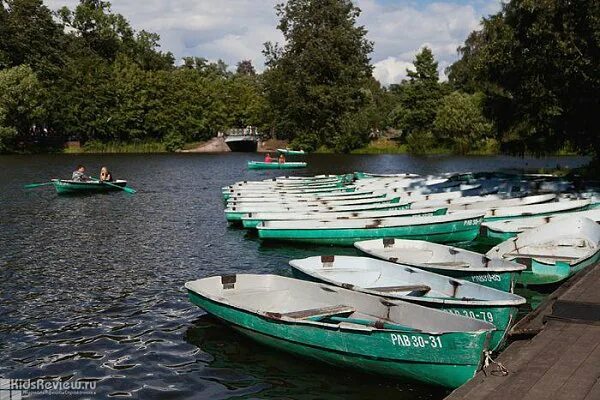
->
<box><xmin>225</xmin><ymin>201</ymin><xmax>412</xmax><ymax>222</ymax></box>
<box><xmin>289</xmin><ymin>255</ymin><xmax>525</xmax><ymax>351</ymax></box>
<box><xmin>248</xmin><ymin>161</ymin><xmax>307</xmax><ymax>170</ymax></box>
<box><xmin>277</xmin><ymin>148</ymin><xmax>306</xmax><ymax>155</ymax></box>
<box><xmin>242</xmin><ymin>207</ymin><xmax>447</xmax><ymax>229</ymax></box>
<box><xmin>256</xmin><ymin>212</ymin><xmax>485</xmax><ymax>246</ymax></box>
<box><xmin>411</xmin><ymin>194</ymin><xmax>556</xmax><ymax>211</ymax></box>
<box><xmin>486</xmin><ymin>217</ymin><xmax>600</xmax><ymax>285</ymax></box>
<box><xmin>479</xmin><ymin>208</ymin><xmax>600</xmax><ymax>244</ymax></box>
<box><xmin>52</xmin><ymin>179</ymin><xmax>128</xmax><ymax>195</ymax></box>
<box><xmin>354</xmin><ymin>239</ymin><xmax>525</xmax><ymax>292</ymax></box>
<box><xmin>185</xmin><ymin>274</ymin><xmax>495</xmax><ymax>388</ymax></box>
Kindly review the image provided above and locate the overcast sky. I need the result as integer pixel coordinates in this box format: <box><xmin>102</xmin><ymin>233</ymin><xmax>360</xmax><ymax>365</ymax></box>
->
<box><xmin>44</xmin><ymin>0</ymin><xmax>501</xmax><ymax>85</ymax></box>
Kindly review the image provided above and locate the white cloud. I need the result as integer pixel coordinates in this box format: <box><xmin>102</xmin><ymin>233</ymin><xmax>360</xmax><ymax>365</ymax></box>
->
<box><xmin>373</xmin><ymin>57</ymin><xmax>414</xmax><ymax>86</ymax></box>
<box><xmin>356</xmin><ymin>1</ymin><xmax>494</xmax><ymax>84</ymax></box>
<box><xmin>43</xmin><ymin>1</ymin><xmax>501</xmax><ymax>82</ymax></box>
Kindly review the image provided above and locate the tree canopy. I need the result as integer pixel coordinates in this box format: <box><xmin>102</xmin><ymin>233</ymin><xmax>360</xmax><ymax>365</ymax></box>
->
<box><xmin>263</xmin><ymin>0</ymin><xmax>374</xmax><ymax>151</ymax></box>
<box><xmin>448</xmin><ymin>0</ymin><xmax>600</xmax><ymax>157</ymax></box>
<box><xmin>0</xmin><ymin>0</ymin><xmax>596</xmax><ymax>157</ymax></box>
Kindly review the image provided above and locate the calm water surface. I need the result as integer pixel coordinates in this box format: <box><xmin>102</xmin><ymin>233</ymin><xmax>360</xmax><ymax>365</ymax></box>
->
<box><xmin>0</xmin><ymin>153</ymin><xmax>589</xmax><ymax>399</ymax></box>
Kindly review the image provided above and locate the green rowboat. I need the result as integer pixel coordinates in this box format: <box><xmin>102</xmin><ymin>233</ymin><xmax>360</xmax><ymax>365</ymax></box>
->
<box><xmin>277</xmin><ymin>148</ymin><xmax>306</xmax><ymax>155</ymax></box>
<box><xmin>185</xmin><ymin>274</ymin><xmax>495</xmax><ymax>388</ymax></box>
<box><xmin>289</xmin><ymin>255</ymin><xmax>525</xmax><ymax>351</ymax></box>
<box><xmin>257</xmin><ymin>212</ymin><xmax>485</xmax><ymax>246</ymax></box>
<box><xmin>225</xmin><ymin>201</ymin><xmax>412</xmax><ymax>223</ymax></box>
<box><xmin>479</xmin><ymin>208</ymin><xmax>600</xmax><ymax>245</ymax></box>
<box><xmin>52</xmin><ymin>179</ymin><xmax>128</xmax><ymax>195</ymax></box>
<box><xmin>354</xmin><ymin>239</ymin><xmax>525</xmax><ymax>292</ymax></box>
<box><xmin>486</xmin><ymin>216</ymin><xmax>600</xmax><ymax>285</ymax></box>
<box><xmin>248</xmin><ymin>161</ymin><xmax>307</xmax><ymax>170</ymax></box>
<box><xmin>241</xmin><ymin>207</ymin><xmax>446</xmax><ymax>229</ymax></box>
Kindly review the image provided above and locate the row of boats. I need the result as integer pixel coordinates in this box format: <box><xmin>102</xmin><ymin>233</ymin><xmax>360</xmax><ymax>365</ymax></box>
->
<box><xmin>185</xmin><ymin>171</ymin><xmax>600</xmax><ymax>388</ymax></box>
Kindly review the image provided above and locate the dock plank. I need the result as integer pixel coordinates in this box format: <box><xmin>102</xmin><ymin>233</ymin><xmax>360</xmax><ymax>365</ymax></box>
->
<box><xmin>553</xmin><ymin>332</ymin><xmax>600</xmax><ymax>400</ymax></box>
<box><xmin>486</xmin><ymin>323</ymin><xmax>585</xmax><ymax>399</ymax></box>
<box><xmin>583</xmin><ymin>381</ymin><xmax>600</xmax><ymax>400</ymax></box>
<box><xmin>522</xmin><ymin>325</ymin><xmax>600</xmax><ymax>399</ymax></box>
<box><xmin>445</xmin><ymin>263</ymin><xmax>600</xmax><ymax>400</ymax></box>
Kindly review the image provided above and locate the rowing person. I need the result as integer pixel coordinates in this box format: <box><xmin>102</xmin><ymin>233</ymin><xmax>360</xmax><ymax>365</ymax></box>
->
<box><xmin>278</xmin><ymin>154</ymin><xmax>286</xmax><ymax>164</ymax></box>
<box><xmin>71</xmin><ymin>165</ymin><xmax>90</xmax><ymax>182</ymax></box>
<box><xmin>99</xmin><ymin>166</ymin><xmax>113</xmax><ymax>182</ymax></box>
<box><xmin>264</xmin><ymin>153</ymin><xmax>273</xmax><ymax>163</ymax></box>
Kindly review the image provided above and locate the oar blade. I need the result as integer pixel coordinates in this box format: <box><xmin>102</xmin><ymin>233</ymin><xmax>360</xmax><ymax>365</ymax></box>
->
<box><xmin>23</xmin><ymin>182</ymin><xmax>54</xmax><ymax>189</ymax></box>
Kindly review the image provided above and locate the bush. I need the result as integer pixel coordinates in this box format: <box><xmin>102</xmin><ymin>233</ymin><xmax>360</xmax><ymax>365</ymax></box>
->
<box><xmin>163</xmin><ymin>132</ymin><xmax>184</xmax><ymax>152</ymax></box>
<box><xmin>406</xmin><ymin>132</ymin><xmax>436</xmax><ymax>154</ymax></box>
<box><xmin>0</xmin><ymin>125</ymin><xmax>17</xmax><ymax>153</ymax></box>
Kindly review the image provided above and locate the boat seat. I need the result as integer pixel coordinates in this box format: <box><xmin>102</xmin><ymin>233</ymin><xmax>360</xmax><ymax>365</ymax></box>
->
<box><xmin>367</xmin><ymin>285</ymin><xmax>431</xmax><ymax>294</ymax></box>
<box><xmin>283</xmin><ymin>305</ymin><xmax>355</xmax><ymax>320</ymax></box>
<box><xmin>505</xmin><ymin>252</ymin><xmax>581</xmax><ymax>261</ymax></box>
<box><xmin>423</xmin><ymin>262</ymin><xmax>470</xmax><ymax>268</ymax></box>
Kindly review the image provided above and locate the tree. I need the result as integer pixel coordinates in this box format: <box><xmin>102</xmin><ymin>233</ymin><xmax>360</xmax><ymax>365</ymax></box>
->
<box><xmin>0</xmin><ymin>0</ymin><xmax>66</xmax><ymax>77</ymax></box>
<box><xmin>263</xmin><ymin>0</ymin><xmax>374</xmax><ymax>151</ymax></box>
<box><xmin>0</xmin><ymin>65</ymin><xmax>46</xmax><ymax>151</ymax></box>
<box><xmin>448</xmin><ymin>0</ymin><xmax>600</xmax><ymax>157</ymax></box>
<box><xmin>434</xmin><ymin>91</ymin><xmax>493</xmax><ymax>153</ymax></box>
<box><xmin>389</xmin><ymin>47</ymin><xmax>446</xmax><ymax>137</ymax></box>
<box><xmin>236</xmin><ymin>60</ymin><xmax>256</xmax><ymax>75</ymax></box>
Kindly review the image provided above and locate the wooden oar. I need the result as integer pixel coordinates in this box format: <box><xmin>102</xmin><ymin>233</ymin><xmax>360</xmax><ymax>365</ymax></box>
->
<box><xmin>90</xmin><ymin>176</ymin><xmax>136</xmax><ymax>194</ymax></box>
<box><xmin>24</xmin><ymin>181</ymin><xmax>55</xmax><ymax>189</ymax></box>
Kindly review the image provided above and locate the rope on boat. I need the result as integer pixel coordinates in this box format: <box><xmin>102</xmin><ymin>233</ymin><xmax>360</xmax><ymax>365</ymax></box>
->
<box><xmin>483</xmin><ymin>350</ymin><xmax>509</xmax><ymax>377</ymax></box>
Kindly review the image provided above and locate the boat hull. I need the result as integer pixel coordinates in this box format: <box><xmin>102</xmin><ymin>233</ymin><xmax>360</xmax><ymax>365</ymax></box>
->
<box><xmin>290</xmin><ymin>270</ymin><xmax>516</xmax><ymax>352</ymax></box>
<box><xmin>277</xmin><ymin>148</ymin><xmax>305</xmax><ymax>155</ymax></box>
<box><xmin>241</xmin><ymin>207</ymin><xmax>443</xmax><ymax>229</ymax></box>
<box><xmin>248</xmin><ymin>161</ymin><xmax>307</xmax><ymax>170</ymax></box>
<box><xmin>258</xmin><ymin>217</ymin><xmax>483</xmax><ymax>246</ymax></box>
<box><xmin>52</xmin><ymin>180</ymin><xmax>127</xmax><ymax>195</ymax></box>
<box><xmin>421</xmin><ymin>269</ymin><xmax>518</xmax><ymax>292</ymax></box>
<box><xmin>516</xmin><ymin>251</ymin><xmax>600</xmax><ymax>286</ymax></box>
<box><xmin>188</xmin><ymin>290</ymin><xmax>489</xmax><ymax>388</ymax></box>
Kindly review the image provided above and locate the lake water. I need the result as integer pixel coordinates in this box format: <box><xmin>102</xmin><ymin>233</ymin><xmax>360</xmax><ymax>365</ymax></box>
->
<box><xmin>0</xmin><ymin>153</ymin><xmax>590</xmax><ymax>399</ymax></box>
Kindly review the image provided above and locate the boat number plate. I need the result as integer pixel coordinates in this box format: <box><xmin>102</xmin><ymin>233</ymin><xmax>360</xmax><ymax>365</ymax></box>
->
<box><xmin>390</xmin><ymin>334</ymin><xmax>443</xmax><ymax>348</ymax></box>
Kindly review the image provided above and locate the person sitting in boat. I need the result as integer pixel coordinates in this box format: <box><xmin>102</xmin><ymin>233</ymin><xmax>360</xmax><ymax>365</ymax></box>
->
<box><xmin>264</xmin><ymin>153</ymin><xmax>273</xmax><ymax>163</ymax></box>
<box><xmin>99</xmin><ymin>166</ymin><xmax>113</xmax><ymax>182</ymax></box>
<box><xmin>278</xmin><ymin>154</ymin><xmax>286</xmax><ymax>164</ymax></box>
<box><xmin>71</xmin><ymin>165</ymin><xmax>90</xmax><ymax>182</ymax></box>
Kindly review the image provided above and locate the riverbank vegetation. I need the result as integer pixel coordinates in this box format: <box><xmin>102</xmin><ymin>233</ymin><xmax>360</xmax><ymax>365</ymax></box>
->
<box><xmin>0</xmin><ymin>0</ymin><xmax>597</xmax><ymax>160</ymax></box>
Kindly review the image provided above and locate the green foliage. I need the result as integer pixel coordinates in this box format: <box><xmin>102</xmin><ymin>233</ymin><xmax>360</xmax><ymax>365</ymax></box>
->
<box><xmin>388</xmin><ymin>47</ymin><xmax>446</xmax><ymax>138</ymax></box>
<box><xmin>162</xmin><ymin>132</ymin><xmax>184</xmax><ymax>152</ymax></box>
<box><xmin>73</xmin><ymin>140</ymin><xmax>166</xmax><ymax>153</ymax></box>
<box><xmin>405</xmin><ymin>132</ymin><xmax>436</xmax><ymax>155</ymax></box>
<box><xmin>351</xmin><ymin>139</ymin><xmax>407</xmax><ymax>154</ymax></box>
<box><xmin>433</xmin><ymin>91</ymin><xmax>493</xmax><ymax>154</ymax></box>
<box><xmin>0</xmin><ymin>0</ymin><xmax>66</xmax><ymax>77</ymax></box>
<box><xmin>0</xmin><ymin>124</ymin><xmax>17</xmax><ymax>153</ymax></box>
<box><xmin>263</xmin><ymin>0</ymin><xmax>374</xmax><ymax>152</ymax></box>
<box><xmin>448</xmin><ymin>0</ymin><xmax>600</xmax><ymax>158</ymax></box>
<box><xmin>0</xmin><ymin>64</ymin><xmax>45</xmax><ymax>151</ymax></box>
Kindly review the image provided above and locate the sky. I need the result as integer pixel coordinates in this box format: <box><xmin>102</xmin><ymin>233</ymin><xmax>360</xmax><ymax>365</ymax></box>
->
<box><xmin>44</xmin><ymin>0</ymin><xmax>502</xmax><ymax>85</ymax></box>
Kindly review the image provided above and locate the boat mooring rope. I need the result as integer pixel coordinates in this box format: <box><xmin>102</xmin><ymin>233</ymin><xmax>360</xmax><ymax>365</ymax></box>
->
<box><xmin>483</xmin><ymin>350</ymin><xmax>509</xmax><ymax>377</ymax></box>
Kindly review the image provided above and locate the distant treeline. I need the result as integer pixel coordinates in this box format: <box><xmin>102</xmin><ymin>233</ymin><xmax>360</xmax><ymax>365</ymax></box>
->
<box><xmin>0</xmin><ymin>0</ymin><xmax>597</xmax><ymax>157</ymax></box>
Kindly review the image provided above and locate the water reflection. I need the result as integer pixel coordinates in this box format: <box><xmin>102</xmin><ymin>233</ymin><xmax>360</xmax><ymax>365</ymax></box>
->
<box><xmin>185</xmin><ymin>315</ymin><xmax>448</xmax><ymax>400</ymax></box>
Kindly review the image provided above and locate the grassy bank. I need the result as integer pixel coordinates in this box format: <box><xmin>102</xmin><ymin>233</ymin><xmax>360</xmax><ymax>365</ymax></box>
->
<box><xmin>64</xmin><ymin>141</ymin><xmax>167</xmax><ymax>154</ymax></box>
<box><xmin>349</xmin><ymin>139</ymin><xmax>452</xmax><ymax>155</ymax></box>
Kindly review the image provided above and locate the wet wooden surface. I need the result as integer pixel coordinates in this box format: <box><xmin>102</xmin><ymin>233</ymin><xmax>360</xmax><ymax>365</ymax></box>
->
<box><xmin>445</xmin><ymin>263</ymin><xmax>600</xmax><ymax>400</ymax></box>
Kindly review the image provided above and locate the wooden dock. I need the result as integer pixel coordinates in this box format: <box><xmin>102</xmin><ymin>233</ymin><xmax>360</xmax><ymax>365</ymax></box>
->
<box><xmin>445</xmin><ymin>263</ymin><xmax>600</xmax><ymax>400</ymax></box>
